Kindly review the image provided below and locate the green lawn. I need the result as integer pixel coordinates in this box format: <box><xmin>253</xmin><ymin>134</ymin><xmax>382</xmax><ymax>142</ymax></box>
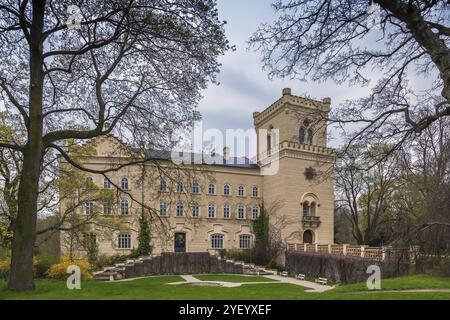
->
<box><xmin>0</xmin><ymin>274</ymin><xmax>449</xmax><ymax>300</ymax></box>
<box><xmin>193</xmin><ymin>274</ymin><xmax>277</xmax><ymax>283</ymax></box>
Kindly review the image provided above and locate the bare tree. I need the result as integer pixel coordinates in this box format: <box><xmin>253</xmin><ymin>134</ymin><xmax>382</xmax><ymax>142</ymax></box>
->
<box><xmin>250</xmin><ymin>0</ymin><xmax>450</xmax><ymax>162</ymax></box>
<box><xmin>335</xmin><ymin>144</ymin><xmax>402</xmax><ymax>245</ymax></box>
<box><xmin>0</xmin><ymin>0</ymin><xmax>229</xmax><ymax>291</ymax></box>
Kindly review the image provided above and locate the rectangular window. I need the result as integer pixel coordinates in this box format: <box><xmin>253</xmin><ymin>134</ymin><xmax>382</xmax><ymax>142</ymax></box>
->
<box><xmin>252</xmin><ymin>206</ymin><xmax>259</xmax><ymax>219</ymax></box>
<box><xmin>238</xmin><ymin>185</ymin><xmax>245</xmax><ymax>196</ymax></box>
<box><xmin>103</xmin><ymin>201</ymin><xmax>112</xmax><ymax>215</ymax></box>
<box><xmin>118</xmin><ymin>234</ymin><xmax>131</xmax><ymax>249</ymax></box>
<box><xmin>223</xmin><ymin>205</ymin><xmax>230</xmax><ymax>219</ymax></box>
<box><xmin>104</xmin><ymin>178</ymin><xmax>111</xmax><ymax>189</ymax></box>
<box><xmin>208</xmin><ymin>204</ymin><xmax>215</xmax><ymax>218</ymax></box>
<box><xmin>160</xmin><ymin>202</ymin><xmax>167</xmax><ymax>216</ymax></box>
<box><xmin>192</xmin><ymin>204</ymin><xmax>200</xmax><ymax>217</ymax></box>
<box><xmin>211</xmin><ymin>234</ymin><xmax>224</xmax><ymax>249</ymax></box>
<box><xmin>176</xmin><ymin>203</ymin><xmax>184</xmax><ymax>217</ymax></box>
<box><xmin>239</xmin><ymin>235</ymin><xmax>252</xmax><ymax>249</ymax></box>
<box><xmin>237</xmin><ymin>205</ymin><xmax>245</xmax><ymax>219</ymax></box>
<box><xmin>160</xmin><ymin>180</ymin><xmax>167</xmax><ymax>192</ymax></box>
<box><xmin>192</xmin><ymin>182</ymin><xmax>200</xmax><ymax>194</ymax></box>
<box><xmin>85</xmin><ymin>200</ymin><xmax>94</xmax><ymax>215</ymax></box>
<box><xmin>120</xmin><ymin>200</ymin><xmax>129</xmax><ymax>215</ymax></box>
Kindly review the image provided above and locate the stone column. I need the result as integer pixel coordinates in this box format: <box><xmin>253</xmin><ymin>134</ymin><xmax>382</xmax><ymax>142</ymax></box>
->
<box><xmin>343</xmin><ymin>244</ymin><xmax>348</xmax><ymax>256</ymax></box>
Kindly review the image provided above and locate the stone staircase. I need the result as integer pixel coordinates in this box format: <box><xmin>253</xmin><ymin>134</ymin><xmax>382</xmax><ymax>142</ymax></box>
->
<box><xmin>94</xmin><ymin>253</ymin><xmax>275</xmax><ymax>281</ymax></box>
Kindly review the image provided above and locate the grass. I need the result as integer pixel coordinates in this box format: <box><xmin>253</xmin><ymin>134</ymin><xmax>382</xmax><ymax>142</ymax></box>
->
<box><xmin>0</xmin><ymin>274</ymin><xmax>449</xmax><ymax>300</ymax></box>
<box><xmin>193</xmin><ymin>274</ymin><xmax>277</xmax><ymax>283</ymax></box>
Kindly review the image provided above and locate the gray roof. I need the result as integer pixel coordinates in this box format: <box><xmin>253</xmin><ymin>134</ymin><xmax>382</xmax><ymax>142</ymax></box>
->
<box><xmin>145</xmin><ymin>149</ymin><xmax>259</xmax><ymax>169</ymax></box>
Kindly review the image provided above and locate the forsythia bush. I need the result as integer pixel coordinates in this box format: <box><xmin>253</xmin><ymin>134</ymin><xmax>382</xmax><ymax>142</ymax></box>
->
<box><xmin>46</xmin><ymin>256</ymin><xmax>93</xmax><ymax>280</ymax></box>
<box><xmin>0</xmin><ymin>257</ymin><xmax>38</xmax><ymax>279</ymax></box>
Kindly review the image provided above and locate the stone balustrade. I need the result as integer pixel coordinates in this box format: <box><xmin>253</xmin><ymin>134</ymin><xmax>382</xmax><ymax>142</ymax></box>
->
<box><xmin>287</xmin><ymin>243</ymin><xmax>387</xmax><ymax>261</ymax></box>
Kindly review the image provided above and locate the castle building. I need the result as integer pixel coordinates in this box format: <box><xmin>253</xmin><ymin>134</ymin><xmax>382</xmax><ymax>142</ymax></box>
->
<box><xmin>60</xmin><ymin>88</ymin><xmax>335</xmax><ymax>257</ymax></box>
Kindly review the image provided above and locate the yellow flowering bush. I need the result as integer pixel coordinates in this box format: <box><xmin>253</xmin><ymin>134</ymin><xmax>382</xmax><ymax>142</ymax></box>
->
<box><xmin>46</xmin><ymin>256</ymin><xmax>93</xmax><ymax>280</ymax></box>
<box><xmin>0</xmin><ymin>257</ymin><xmax>39</xmax><ymax>279</ymax></box>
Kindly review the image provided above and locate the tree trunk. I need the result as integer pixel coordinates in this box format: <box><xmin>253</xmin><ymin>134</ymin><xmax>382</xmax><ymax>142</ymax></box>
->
<box><xmin>7</xmin><ymin>0</ymin><xmax>45</xmax><ymax>291</ymax></box>
<box><xmin>7</xmin><ymin>150</ymin><xmax>42</xmax><ymax>290</ymax></box>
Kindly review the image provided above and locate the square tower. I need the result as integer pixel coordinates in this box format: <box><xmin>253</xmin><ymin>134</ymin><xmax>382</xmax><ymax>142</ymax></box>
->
<box><xmin>254</xmin><ymin>88</ymin><xmax>335</xmax><ymax>246</ymax></box>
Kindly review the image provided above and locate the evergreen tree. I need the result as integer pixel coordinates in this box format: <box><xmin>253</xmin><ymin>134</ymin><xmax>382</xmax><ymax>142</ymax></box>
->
<box><xmin>134</xmin><ymin>212</ymin><xmax>152</xmax><ymax>257</ymax></box>
<box><xmin>252</xmin><ymin>204</ymin><xmax>270</xmax><ymax>265</ymax></box>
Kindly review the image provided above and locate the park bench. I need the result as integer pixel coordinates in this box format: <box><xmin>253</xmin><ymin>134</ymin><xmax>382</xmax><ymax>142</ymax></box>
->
<box><xmin>295</xmin><ymin>274</ymin><xmax>305</xmax><ymax>280</ymax></box>
<box><xmin>280</xmin><ymin>271</ymin><xmax>289</xmax><ymax>277</ymax></box>
<box><xmin>315</xmin><ymin>277</ymin><xmax>328</xmax><ymax>285</ymax></box>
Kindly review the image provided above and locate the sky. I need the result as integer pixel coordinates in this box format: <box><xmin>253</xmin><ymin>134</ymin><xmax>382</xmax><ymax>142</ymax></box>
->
<box><xmin>192</xmin><ymin>0</ymin><xmax>369</xmax><ymax>158</ymax></box>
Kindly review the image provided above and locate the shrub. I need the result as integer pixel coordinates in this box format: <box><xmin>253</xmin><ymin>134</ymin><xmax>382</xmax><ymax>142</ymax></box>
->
<box><xmin>35</xmin><ymin>255</ymin><xmax>59</xmax><ymax>278</ymax></box>
<box><xmin>46</xmin><ymin>256</ymin><xmax>93</xmax><ymax>280</ymax></box>
<box><xmin>94</xmin><ymin>254</ymin><xmax>130</xmax><ymax>269</ymax></box>
<box><xmin>267</xmin><ymin>259</ymin><xmax>279</xmax><ymax>269</ymax></box>
<box><xmin>0</xmin><ymin>257</ymin><xmax>39</xmax><ymax>279</ymax></box>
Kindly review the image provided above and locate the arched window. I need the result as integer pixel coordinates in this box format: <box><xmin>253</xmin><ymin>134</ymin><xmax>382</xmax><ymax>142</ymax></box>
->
<box><xmin>303</xmin><ymin>201</ymin><xmax>310</xmax><ymax>216</ymax></box>
<box><xmin>252</xmin><ymin>205</ymin><xmax>259</xmax><ymax>219</ymax></box>
<box><xmin>192</xmin><ymin>181</ymin><xmax>200</xmax><ymax>194</ymax></box>
<box><xmin>120</xmin><ymin>177</ymin><xmax>129</xmax><ymax>190</ymax></box>
<box><xmin>223</xmin><ymin>204</ymin><xmax>230</xmax><ymax>219</ymax></box>
<box><xmin>252</xmin><ymin>186</ymin><xmax>259</xmax><ymax>197</ymax></box>
<box><xmin>299</xmin><ymin>127</ymin><xmax>305</xmax><ymax>144</ymax></box>
<box><xmin>176</xmin><ymin>181</ymin><xmax>184</xmax><ymax>193</ymax></box>
<box><xmin>211</xmin><ymin>234</ymin><xmax>224</xmax><ymax>249</ymax></box>
<box><xmin>103</xmin><ymin>200</ymin><xmax>112</xmax><ymax>215</ymax></box>
<box><xmin>103</xmin><ymin>177</ymin><xmax>111</xmax><ymax>189</ymax></box>
<box><xmin>223</xmin><ymin>184</ymin><xmax>230</xmax><ymax>195</ymax></box>
<box><xmin>208</xmin><ymin>203</ymin><xmax>216</xmax><ymax>218</ymax></box>
<box><xmin>85</xmin><ymin>200</ymin><xmax>94</xmax><ymax>215</ymax></box>
<box><xmin>192</xmin><ymin>203</ymin><xmax>200</xmax><ymax>217</ymax></box>
<box><xmin>303</xmin><ymin>230</ymin><xmax>314</xmax><ymax>244</ymax></box>
<box><xmin>267</xmin><ymin>126</ymin><xmax>273</xmax><ymax>151</ymax></box>
<box><xmin>237</xmin><ymin>204</ymin><xmax>245</xmax><ymax>219</ymax></box>
<box><xmin>238</xmin><ymin>185</ymin><xmax>245</xmax><ymax>197</ymax></box>
<box><xmin>159</xmin><ymin>201</ymin><xmax>167</xmax><ymax>216</ymax></box>
<box><xmin>239</xmin><ymin>235</ymin><xmax>252</xmax><ymax>249</ymax></box>
<box><xmin>120</xmin><ymin>199</ymin><xmax>129</xmax><ymax>215</ymax></box>
<box><xmin>85</xmin><ymin>176</ymin><xmax>94</xmax><ymax>188</ymax></box>
<box><xmin>310</xmin><ymin>202</ymin><xmax>316</xmax><ymax>216</ymax></box>
<box><xmin>176</xmin><ymin>203</ymin><xmax>184</xmax><ymax>217</ymax></box>
<box><xmin>160</xmin><ymin>179</ymin><xmax>167</xmax><ymax>192</ymax></box>
<box><xmin>307</xmin><ymin>128</ymin><xmax>313</xmax><ymax>145</ymax></box>
<box><xmin>208</xmin><ymin>183</ymin><xmax>216</xmax><ymax>195</ymax></box>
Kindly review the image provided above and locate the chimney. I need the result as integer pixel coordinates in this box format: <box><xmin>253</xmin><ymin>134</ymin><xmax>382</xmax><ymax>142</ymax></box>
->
<box><xmin>282</xmin><ymin>88</ymin><xmax>291</xmax><ymax>96</ymax></box>
<box><xmin>223</xmin><ymin>146</ymin><xmax>230</xmax><ymax>161</ymax></box>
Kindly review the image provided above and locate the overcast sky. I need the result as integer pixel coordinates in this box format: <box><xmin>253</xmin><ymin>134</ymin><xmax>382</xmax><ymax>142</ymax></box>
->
<box><xmin>191</xmin><ymin>0</ymin><xmax>370</xmax><ymax>158</ymax></box>
<box><xmin>181</xmin><ymin>0</ymin><xmax>436</xmax><ymax>159</ymax></box>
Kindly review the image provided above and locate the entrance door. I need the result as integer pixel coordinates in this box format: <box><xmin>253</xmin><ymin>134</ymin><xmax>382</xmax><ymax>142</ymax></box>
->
<box><xmin>303</xmin><ymin>230</ymin><xmax>313</xmax><ymax>244</ymax></box>
<box><xmin>174</xmin><ymin>233</ymin><xmax>186</xmax><ymax>253</ymax></box>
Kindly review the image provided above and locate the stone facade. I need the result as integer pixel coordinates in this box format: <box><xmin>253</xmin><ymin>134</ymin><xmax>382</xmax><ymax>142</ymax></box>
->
<box><xmin>60</xmin><ymin>88</ymin><xmax>335</xmax><ymax>257</ymax></box>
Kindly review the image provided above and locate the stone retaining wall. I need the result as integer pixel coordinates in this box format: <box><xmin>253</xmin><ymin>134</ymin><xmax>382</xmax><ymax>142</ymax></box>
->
<box><xmin>111</xmin><ymin>252</ymin><xmax>244</xmax><ymax>279</ymax></box>
<box><xmin>285</xmin><ymin>251</ymin><xmax>409</xmax><ymax>283</ymax></box>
